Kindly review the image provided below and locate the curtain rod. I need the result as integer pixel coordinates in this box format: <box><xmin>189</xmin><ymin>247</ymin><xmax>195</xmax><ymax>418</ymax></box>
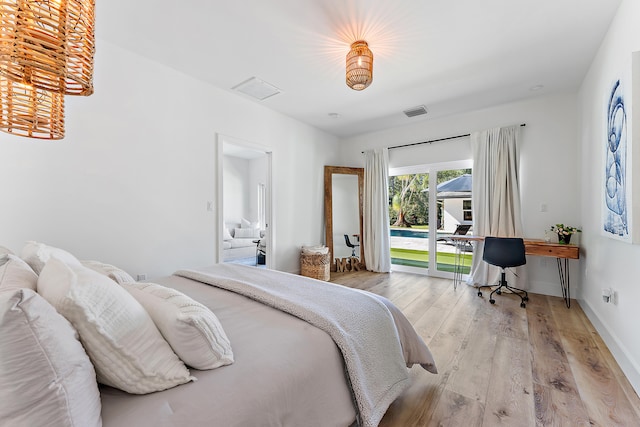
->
<box><xmin>362</xmin><ymin>123</ymin><xmax>526</xmax><ymax>153</ymax></box>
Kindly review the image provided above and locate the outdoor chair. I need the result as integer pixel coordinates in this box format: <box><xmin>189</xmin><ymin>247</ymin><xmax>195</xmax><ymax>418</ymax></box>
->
<box><xmin>438</xmin><ymin>224</ymin><xmax>472</xmax><ymax>248</ymax></box>
<box><xmin>477</xmin><ymin>236</ymin><xmax>529</xmax><ymax>308</ymax></box>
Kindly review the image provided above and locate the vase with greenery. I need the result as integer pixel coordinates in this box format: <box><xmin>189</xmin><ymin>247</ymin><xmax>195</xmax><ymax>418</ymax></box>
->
<box><xmin>550</xmin><ymin>224</ymin><xmax>581</xmax><ymax>244</ymax></box>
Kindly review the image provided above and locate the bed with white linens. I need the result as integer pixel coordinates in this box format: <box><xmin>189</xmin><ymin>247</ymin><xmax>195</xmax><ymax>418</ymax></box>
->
<box><xmin>0</xmin><ymin>242</ymin><xmax>436</xmax><ymax>427</ymax></box>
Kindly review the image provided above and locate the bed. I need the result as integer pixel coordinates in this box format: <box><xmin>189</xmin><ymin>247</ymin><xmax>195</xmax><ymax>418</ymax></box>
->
<box><xmin>1</xmin><ymin>244</ymin><xmax>436</xmax><ymax>427</ymax></box>
<box><xmin>103</xmin><ymin>265</ymin><xmax>437</xmax><ymax>427</ymax></box>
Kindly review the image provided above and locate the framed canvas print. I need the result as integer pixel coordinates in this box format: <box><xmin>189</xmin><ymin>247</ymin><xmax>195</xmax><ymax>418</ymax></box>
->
<box><xmin>602</xmin><ymin>51</ymin><xmax>640</xmax><ymax>243</ymax></box>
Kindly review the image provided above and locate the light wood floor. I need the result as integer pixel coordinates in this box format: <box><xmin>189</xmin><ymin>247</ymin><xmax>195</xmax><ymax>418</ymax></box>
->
<box><xmin>330</xmin><ymin>270</ymin><xmax>640</xmax><ymax>426</ymax></box>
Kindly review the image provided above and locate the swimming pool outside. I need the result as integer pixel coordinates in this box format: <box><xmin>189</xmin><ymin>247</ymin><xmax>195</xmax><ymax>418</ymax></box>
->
<box><xmin>389</xmin><ymin>227</ymin><xmax>471</xmax><ymax>272</ymax></box>
<box><xmin>390</xmin><ymin>228</ymin><xmax>430</xmax><ymax>238</ymax></box>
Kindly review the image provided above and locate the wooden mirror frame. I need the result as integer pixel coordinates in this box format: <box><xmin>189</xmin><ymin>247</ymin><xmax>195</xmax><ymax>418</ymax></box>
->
<box><xmin>324</xmin><ymin>166</ymin><xmax>365</xmax><ymax>271</ymax></box>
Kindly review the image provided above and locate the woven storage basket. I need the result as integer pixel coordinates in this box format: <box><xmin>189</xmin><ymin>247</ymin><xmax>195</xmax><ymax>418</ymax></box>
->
<box><xmin>300</xmin><ymin>252</ymin><xmax>330</xmax><ymax>281</ymax></box>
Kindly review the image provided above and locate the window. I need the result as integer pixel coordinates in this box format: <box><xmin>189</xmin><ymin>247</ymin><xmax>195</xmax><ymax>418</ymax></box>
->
<box><xmin>463</xmin><ymin>200</ymin><xmax>472</xmax><ymax>221</ymax></box>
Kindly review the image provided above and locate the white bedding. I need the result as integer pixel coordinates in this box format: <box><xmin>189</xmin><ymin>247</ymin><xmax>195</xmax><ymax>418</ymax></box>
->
<box><xmin>101</xmin><ymin>264</ymin><xmax>436</xmax><ymax>427</ymax></box>
<box><xmin>176</xmin><ymin>264</ymin><xmax>436</xmax><ymax>427</ymax></box>
<box><xmin>101</xmin><ymin>272</ymin><xmax>356</xmax><ymax>427</ymax></box>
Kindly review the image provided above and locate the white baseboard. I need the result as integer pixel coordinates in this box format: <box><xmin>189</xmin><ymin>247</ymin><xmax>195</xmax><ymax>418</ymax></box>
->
<box><xmin>578</xmin><ymin>297</ymin><xmax>640</xmax><ymax>396</ymax></box>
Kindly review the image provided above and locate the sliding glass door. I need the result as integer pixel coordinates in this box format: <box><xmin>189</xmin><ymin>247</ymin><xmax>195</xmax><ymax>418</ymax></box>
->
<box><xmin>389</xmin><ymin>161</ymin><xmax>473</xmax><ymax>279</ymax></box>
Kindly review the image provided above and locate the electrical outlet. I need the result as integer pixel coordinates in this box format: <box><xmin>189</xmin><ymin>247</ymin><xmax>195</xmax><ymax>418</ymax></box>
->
<box><xmin>137</xmin><ymin>274</ymin><xmax>147</xmax><ymax>281</ymax></box>
<box><xmin>540</xmin><ymin>202</ymin><xmax>548</xmax><ymax>212</ymax></box>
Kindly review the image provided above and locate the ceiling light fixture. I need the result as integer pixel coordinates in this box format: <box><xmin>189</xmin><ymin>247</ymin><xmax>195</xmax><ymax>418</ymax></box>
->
<box><xmin>0</xmin><ymin>79</ymin><xmax>64</xmax><ymax>139</ymax></box>
<box><xmin>0</xmin><ymin>0</ymin><xmax>95</xmax><ymax>140</ymax></box>
<box><xmin>0</xmin><ymin>0</ymin><xmax>95</xmax><ymax>95</ymax></box>
<box><xmin>346</xmin><ymin>40</ymin><xmax>373</xmax><ymax>91</ymax></box>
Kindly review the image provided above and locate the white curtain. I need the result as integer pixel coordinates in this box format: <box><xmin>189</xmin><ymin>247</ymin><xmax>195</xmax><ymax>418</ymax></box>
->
<box><xmin>467</xmin><ymin>125</ymin><xmax>525</xmax><ymax>287</ymax></box>
<box><xmin>364</xmin><ymin>149</ymin><xmax>391</xmax><ymax>273</ymax></box>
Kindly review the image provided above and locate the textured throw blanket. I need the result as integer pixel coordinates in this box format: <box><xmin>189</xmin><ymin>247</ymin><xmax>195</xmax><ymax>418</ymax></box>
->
<box><xmin>175</xmin><ymin>265</ymin><xmax>436</xmax><ymax>427</ymax></box>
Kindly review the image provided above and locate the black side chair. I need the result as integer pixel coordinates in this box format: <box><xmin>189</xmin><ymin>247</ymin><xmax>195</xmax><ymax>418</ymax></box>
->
<box><xmin>478</xmin><ymin>236</ymin><xmax>529</xmax><ymax>308</ymax></box>
<box><xmin>344</xmin><ymin>234</ymin><xmax>360</xmax><ymax>257</ymax></box>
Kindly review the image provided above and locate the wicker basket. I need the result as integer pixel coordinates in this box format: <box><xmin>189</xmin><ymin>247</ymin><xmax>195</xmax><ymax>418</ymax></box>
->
<box><xmin>300</xmin><ymin>252</ymin><xmax>330</xmax><ymax>281</ymax></box>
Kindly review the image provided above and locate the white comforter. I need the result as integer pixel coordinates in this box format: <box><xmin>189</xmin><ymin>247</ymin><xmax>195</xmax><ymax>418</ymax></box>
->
<box><xmin>175</xmin><ymin>264</ymin><xmax>436</xmax><ymax>427</ymax></box>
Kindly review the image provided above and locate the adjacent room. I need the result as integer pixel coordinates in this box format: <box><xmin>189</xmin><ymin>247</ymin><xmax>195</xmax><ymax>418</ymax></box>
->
<box><xmin>1</xmin><ymin>0</ymin><xmax>640</xmax><ymax>426</ymax></box>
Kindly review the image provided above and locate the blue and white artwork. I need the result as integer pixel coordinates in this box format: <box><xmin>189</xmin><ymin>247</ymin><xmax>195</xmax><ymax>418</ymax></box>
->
<box><xmin>604</xmin><ymin>79</ymin><xmax>629</xmax><ymax>238</ymax></box>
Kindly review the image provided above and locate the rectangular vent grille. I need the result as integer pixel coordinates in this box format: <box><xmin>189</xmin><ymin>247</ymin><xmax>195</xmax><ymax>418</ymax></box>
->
<box><xmin>232</xmin><ymin>77</ymin><xmax>281</xmax><ymax>101</ymax></box>
<box><xmin>403</xmin><ymin>105</ymin><xmax>428</xmax><ymax>118</ymax></box>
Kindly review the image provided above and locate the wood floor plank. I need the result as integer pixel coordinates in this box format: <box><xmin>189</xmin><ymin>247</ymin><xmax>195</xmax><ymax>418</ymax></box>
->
<box><xmin>378</xmin><ymin>367</ymin><xmax>446</xmax><ymax>427</ymax></box>
<box><xmin>483</xmin><ymin>335</ymin><xmax>535</xmax><ymax>426</ymax></box>
<box><xmin>533</xmin><ymin>382</ymin><xmax>592</xmax><ymax>426</ymax></box>
<box><xmin>560</xmin><ymin>330</ymin><xmax>638</xmax><ymax>426</ymax></box>
<box><xmin>327</xmin><ymin>271</ymin><xmax>640</xmax><ymax>427</ymax></box>
<box><xmin>399</xmin><ymin>283</ymin><xmax>448</xmax><ymax>324</ymax></box>
<box><xmin>445</xmin><ymin>298</ymin><xmax>498</xmax><ymax>403</ymax></box>
<box><xmin>425</xmin><ymin>388</ymin><xmax>485</xmax><ymax>427</ymax></box>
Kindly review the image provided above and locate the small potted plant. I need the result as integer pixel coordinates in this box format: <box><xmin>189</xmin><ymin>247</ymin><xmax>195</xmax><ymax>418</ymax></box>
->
<box><xmin>550</xmin><ymin>224</ymin><xmax>581</xmax><ymax>244</ymax></box>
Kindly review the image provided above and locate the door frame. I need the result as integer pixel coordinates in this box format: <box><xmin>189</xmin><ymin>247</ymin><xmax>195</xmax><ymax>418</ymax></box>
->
<box><xmin>215</xmin><ymin>133</ymin><xmax>274</xmax><ymax>269</ymax></box>
<box><xmin>389</xmin><ymin>159</ymin><xmax>472</xmax><ymax>279</ymax></box>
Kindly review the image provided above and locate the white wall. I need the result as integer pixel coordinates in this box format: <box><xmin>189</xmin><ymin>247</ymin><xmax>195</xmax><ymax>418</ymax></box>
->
<box><xmin>578</xmin><ymin>0</ymin><xmax>640</xmax><ymax>393</ymax></box>
<box><xmin>340</xmin><ymin>92</ymin><xmax>582</xmax><ymax>296</ymax></box>
<box><xmin>248</xmin><ymin>156</ymin><xmax>267</xmax><ymax>226</ymax></box>
<box><xmin>223</xmin><ymin>155</ymin><xmax>251</xmax><ymax>223</ymax></box>
<box><xmin>0</xmin><ymin>39</ymin><xmax>340</xmax><ymax>277</ymax></box>
<box><xmin>442</xmin><ymin>198</ymin><xmax>465</xmax><ymax>232</ymax></box>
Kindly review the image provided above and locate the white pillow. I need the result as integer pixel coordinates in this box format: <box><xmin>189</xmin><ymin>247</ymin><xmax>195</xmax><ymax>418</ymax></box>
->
<box><xmin>222</xmin><ymin>227</ymin><xmax>234</xmax><ymax>241</ymax></box>
<box><xmin>0</xmin><ymin>288</ymin><xmax>101</xmax><ymax>427</ymax></box>
<box><xmin>81</xmin><ymin>259</ymin><xmax>136</xmax><ymax>284</ymax></box>
<box><xmin>37</xmin><ymin>258</ymin><xmax>194</xmax><ymax>394</ymax></box>
<box><xmin>241</xmin><ymin>218</ymin><xmax>259</xmax><ymax>229</ymax></box>
<box><xmin>122</xmin><ymin>282</ymin><xmax>234</xmax><ymax>370</ymax></box>
<box><xmin>0</xmin><ymin>254</ymin><xmax>38</xmax><ymax>290</ymax></box>
<box><xmin>234</xmin><ymin>227</ymin><xmax>260</xmax><ymax>239</ymax></box>
<box><xmin>20</xmin><ymin>241</ymin><xmax>82</xmax><ymax>274</ymax></box>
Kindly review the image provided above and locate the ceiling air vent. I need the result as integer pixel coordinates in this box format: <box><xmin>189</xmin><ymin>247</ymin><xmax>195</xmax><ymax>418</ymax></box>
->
<box><xmin>232</xmin><ymin>77</ymin><xmax>281</xmax><ymax>101</ymax></box>
<box><xmin>403</xmin><ymin>105</ymin><xmax>428</xmax><ymax>118</ymax></box>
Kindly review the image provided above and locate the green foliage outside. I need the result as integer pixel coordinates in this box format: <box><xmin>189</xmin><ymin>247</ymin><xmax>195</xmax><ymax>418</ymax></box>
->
<box><xmin>388</xmin><ymin>169</ymin><xmax>471</xmax><ymax>228</ymax></box>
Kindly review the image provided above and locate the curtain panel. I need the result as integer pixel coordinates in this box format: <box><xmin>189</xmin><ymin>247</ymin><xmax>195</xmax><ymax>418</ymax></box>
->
<box><xmin>467</xmin><ymin>125</ymin><xmax>525</xmax><ymax>287</ymax></box>
<box><xmin>363</xmin><ymin>149</ymin><xmax>391</xmax><ymax>273</ymax></box>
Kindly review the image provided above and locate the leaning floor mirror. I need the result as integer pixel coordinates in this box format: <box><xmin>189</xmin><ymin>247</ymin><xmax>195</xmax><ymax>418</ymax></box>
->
<box><xmin>324</xmin><ymin>166</ymin><xmax>365</xmax><ymax>271</ymax></box>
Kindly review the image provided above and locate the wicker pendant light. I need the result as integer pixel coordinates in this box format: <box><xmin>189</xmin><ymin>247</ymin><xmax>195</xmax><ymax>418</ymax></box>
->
<box><xmin>0</xmin><ymin>79</ymin><xmax>64</xmax><ymax>139</ymax></box>
<box><xmin>346</xmin><ymin>40</ymin><xmax>373</xmax><ymax>91</ymax></box>
<box><xmin>0</xmin><ymin>0</ymin><xmax>95</xmax><ymax>96</ymax></box>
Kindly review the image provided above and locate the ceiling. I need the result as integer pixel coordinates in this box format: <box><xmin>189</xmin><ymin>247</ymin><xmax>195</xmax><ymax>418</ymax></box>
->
<box><xmin>97</xmin><ymin>0</ymin><xmax>621</xmax><ymax>139</ymax></box>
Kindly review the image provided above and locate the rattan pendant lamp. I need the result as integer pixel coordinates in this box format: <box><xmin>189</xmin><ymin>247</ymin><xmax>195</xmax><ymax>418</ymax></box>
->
<box><xmin>0</xmin><ymin>79</ymin><xmax>64</xmax><ymax>139</ymax></box>
<box><xmin>346</xmin><ymin>40</ymin><xmax>373</xmax><ymax>91</ymax></box>
<box><xmin>0</xmin><ymin>0</ymin><xmax>95</xmax><ymax>140</ymax></box>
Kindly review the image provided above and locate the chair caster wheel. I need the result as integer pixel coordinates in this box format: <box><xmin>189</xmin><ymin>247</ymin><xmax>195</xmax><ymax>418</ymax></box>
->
<box><xmin>489</xmin><ymin>299</ymin><xmax>495</xmax><ymax>304</ymax></box>
<box><xmin>496</xmin><ymin>290</ymin><xmax>502</xmax><ymax>295</ymax></box>
<box><xmin>477</xmin><ymin>291</ymin><xmax>483</xmax><ymax>297</ymax></box>
<box><xmin>523</xmin><ymin>296</ymin><xmax>529</xmax><ymax>301</ymax></box>
<box><xmin>520</xmin><ymin>302</ymin><xmax>526</xmax><ymax>308</ymax></box>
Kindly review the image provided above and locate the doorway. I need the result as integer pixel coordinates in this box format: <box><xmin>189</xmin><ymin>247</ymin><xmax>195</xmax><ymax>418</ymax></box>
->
<box><xmin>389</xmin><ymin>160</ymin><xmax>472</xmax><ymax>279</ymax></box>
<box><xmin>216</xmin><ymin>134</ymin><xmax>274</xmax><ymax>268</ymax></box>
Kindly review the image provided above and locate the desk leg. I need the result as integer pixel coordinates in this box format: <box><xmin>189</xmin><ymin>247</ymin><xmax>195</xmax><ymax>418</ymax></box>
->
<box><xmin>453</xmin><ymin>241</ymin><xmax>464</xmax><ymax>290</ymax></box>
<box><xmin>556</xmin><ymin>257</ymin><xmax>571</xmax><ymax>308</ymax></box>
